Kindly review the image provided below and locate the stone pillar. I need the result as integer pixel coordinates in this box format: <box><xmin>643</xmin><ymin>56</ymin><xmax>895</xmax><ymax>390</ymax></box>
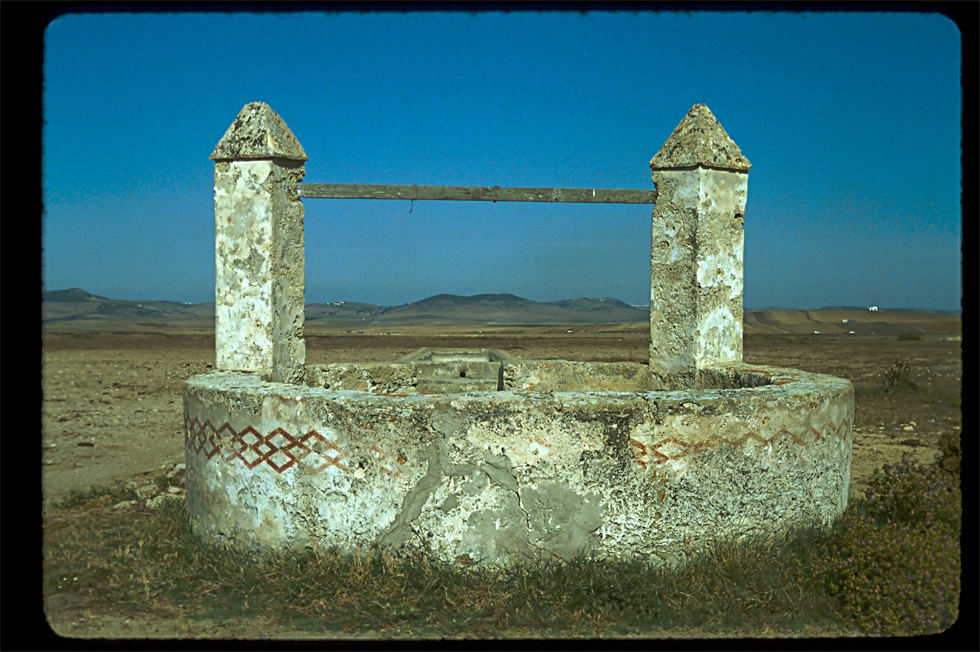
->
<box><xmin>648</xmin><ymin>104</ymin><xmax>751</xmax><ymax>386</ymax></box>
<box><xmin>210</xmin><ymin>102</ymin><xmax>308</xmax><ymax>383</ymax></box>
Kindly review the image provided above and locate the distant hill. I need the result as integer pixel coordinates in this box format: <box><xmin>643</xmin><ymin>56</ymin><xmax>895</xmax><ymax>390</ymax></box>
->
<box><xmin>42</xmin><ymin>289</ymin><xmax>648</xmax><ymax>326</ymax></box>
<box><xmin>42</xmin><ymin>288</ymin><xmax>213</xmax><ymax>323</ymax></box>
<box><xmin>322</xmin><ymin>293</ymin><xmax>648</xmax><ymax>325</ymax></box>
<box><xmin>42</xmin><ymin>289</ymin><xmax>961</xmax><ymax>334</ymax></box>
<box><xmin>43</xmin><ymin>288</ymin><xmax>112</xmax><ymax>303</ymax></box>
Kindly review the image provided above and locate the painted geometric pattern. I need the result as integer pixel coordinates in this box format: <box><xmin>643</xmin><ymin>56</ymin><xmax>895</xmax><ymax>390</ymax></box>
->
<box><xmin>184</xmin><ymin>417</ymin><xmax>357</xmax><ymax>475</ymax></box>
<box><xmin>629</xmin><ymin>417</ymin><xmax>851</xmax><ymax>470</ymax></box>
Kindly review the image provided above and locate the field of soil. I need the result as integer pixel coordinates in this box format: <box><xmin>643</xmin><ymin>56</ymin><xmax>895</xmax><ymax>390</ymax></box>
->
<box><xmin>39</xmin><ymin>318</ymin><xmax>962</xmax><ymax>639</ymax></box>
<box><xmin>41</xmin><ymin>319</ymin><xmax>962</xmax><ymax>505</ymax></box>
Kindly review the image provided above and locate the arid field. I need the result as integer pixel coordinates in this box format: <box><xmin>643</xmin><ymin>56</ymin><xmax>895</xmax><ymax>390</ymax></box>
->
<box><xmin>41</xmin><ymin>313</ymin><xmax>962</xmax><ymax>639</ymax></box>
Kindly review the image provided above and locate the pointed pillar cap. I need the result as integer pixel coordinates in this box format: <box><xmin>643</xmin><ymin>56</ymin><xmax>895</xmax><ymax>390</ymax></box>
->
<box><xmin>650</xmin><ymin>104</ymin><xmax>750</xmax><ymax>172</ymax></box>
<box><xmin>210</xmin><ymin>102</ymin><xmax>308</xmax><ymax>161</ymax></box>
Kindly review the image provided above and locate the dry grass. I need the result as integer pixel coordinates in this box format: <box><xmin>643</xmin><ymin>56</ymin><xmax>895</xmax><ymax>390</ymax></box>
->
<box><xmin>44</xmin><ymin>468</ymin><xmax>955</xmax><ymax>640</ymax></box>
<box><xmin>47</xmin><ymin>485</ymin><xmax>829</xmax><ymax>638</ymax></box>
<box><xmin>44</xmin><ymin>430</ymin><xmax>962</xmax><ymax>640</ymax></box>
<box><xmin>41</xmin><ymin>341</ymin><xmax>963</xmax><ymax>640</ymax></box>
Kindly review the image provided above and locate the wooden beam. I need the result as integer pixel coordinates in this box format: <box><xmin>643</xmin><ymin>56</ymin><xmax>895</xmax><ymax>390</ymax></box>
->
<box><xmin>297</xmin><ymin>183</ymin><xmax>658</xmax><ymax>204</ymax></box>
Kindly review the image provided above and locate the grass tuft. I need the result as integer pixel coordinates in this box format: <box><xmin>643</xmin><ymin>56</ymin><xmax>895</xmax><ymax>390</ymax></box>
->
<box><xmin>813</xmin><ymin>431</ymin><xmax>961</xmax><ymax>636</ymax></box>
<box><xmin>43</xmin><ymin>434</ymin><xmax>962</xmax><ymax>638</ymax></box>
<box><xmin>52</xmin><ymin>482</ymin><xmax>139</xmax><ymax>509</ymax></box>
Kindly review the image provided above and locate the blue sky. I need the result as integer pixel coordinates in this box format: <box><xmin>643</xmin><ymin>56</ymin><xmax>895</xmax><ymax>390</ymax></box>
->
<box><xmin>42</xmin><ymin>10</ymin><xmax>962</xmax><ymax>310</ymax></box>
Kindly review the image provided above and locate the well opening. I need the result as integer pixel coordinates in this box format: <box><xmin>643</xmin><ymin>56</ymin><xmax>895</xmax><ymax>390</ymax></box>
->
<box><xmin>302</xmin><ymin>348</ymin><xmax>778</xmax><ymax>395</ymax></box>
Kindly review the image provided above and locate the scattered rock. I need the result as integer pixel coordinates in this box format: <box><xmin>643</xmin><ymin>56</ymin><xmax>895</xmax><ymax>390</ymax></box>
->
<box><xmin>159</xmin><ymin>461</ymin><xmax>185</xmax><ymax>479</ymax></box>
<box><xmin>902</xmin><ymin>425</ymin><xmax>915</xmax><ymax>431</ymax></box>
<box><xmin>112</xmin><ymin>500</ymin><xmax>137</xmax><ymax>510</ymax></box>
<box><xmin>136</xmin><ymin>483</ymin><xmax>158</xmax><ymax>499</ymax></box>
<box><xmin>45</xmin><ymin>592</ymin><xmax>93</xmax><ymax>612</ymax></box>
<box><xmin>900</xmin><ymin>438</ymin><xmax>922</xmax><ymax>447</ymax></box>
<box><xmin>146</xmin><ymin>494</ymin><xmax>182</xmax><ymax>509</ymax></box>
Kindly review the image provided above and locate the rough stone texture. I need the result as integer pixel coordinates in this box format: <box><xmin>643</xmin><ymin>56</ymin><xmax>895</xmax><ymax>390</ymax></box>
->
<box><xmin>397</xmin><ymin>348</ymin><xmax>513</xmax><ymax>393</ymax></box>
<box><xmin>305</xmin><ymin>357</ymin><xmax>661</xmax><ymax>395</ymax></box>
<box><xmin>649</xmin><ymin>104</ymin><xmax>751</xmax><ymax>172</ymax></box>
<box><xmin>186</xmin><ymin>102</ymin><xmax>855</xmax><ymax>569</ymax></box>
<box><xmin>212</xmin><ymin>105</ymin><xmax>307</xmax><ymax>383</ymax></box>
<box><xmin>210</xmin><ymin>102</ymin><xmax>308</xmax><ymax>162</ymax></box>
<box><xmin>184</xmin><ymin>362</ymin><xmax>853</xmax><ymax>567</ymax></box>
<box><xmin>302</xmin><ymin>354</ymin><xmax>777</xmax><ymax>396</ymax></box>
<box><xmin>649</xmin><ymin>105</ymin><xmax>749</xmax><ymax>381</ymax></box>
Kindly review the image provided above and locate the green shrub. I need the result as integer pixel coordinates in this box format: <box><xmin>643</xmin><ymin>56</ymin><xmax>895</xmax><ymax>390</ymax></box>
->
<box><xmin>864</xmin><ymin>432</ymin><xmax>961</xmax><ymax>535</ymax></box>
<box><xmin>817</xmin><ymin>432</ymin><xmax>962</xmax><ymax>635</ymax></box>
<box><xmin>896</xmin><ymin>332</ymin><xmax>922</xmax><ymax>341</ymax></box>
<box><xmin>54</xmin><ymin>482</ymin><xmax>138</xmax><ymax>509</ymax></box>
<box><xmin>881</xmin><ymin>360</ymin><xmax>916</xmax><ymax>394</ymax></box>
<box><xmin>818</xmin><ymin>509</ymin><xmax>959</xmax><ymax>636</ymax></box>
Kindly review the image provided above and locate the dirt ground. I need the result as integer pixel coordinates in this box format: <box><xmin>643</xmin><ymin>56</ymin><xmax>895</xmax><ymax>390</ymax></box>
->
<box><xmin>40</xmin><ymin>324</ymin><xmax>962</xmax><ymax>504</ymax></box>
<box><xmin>39</xmin><ymin>324</ymin><xmax>962</xmax><ymax>639</ymax></box>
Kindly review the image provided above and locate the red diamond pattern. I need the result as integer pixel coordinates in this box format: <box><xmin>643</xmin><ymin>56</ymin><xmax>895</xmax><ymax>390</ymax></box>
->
<box><xmin>264</xmin><ymin>428</ymin><xmax>299</xmax><ymax>472</ymax></box>
<box><xmin>295</xmin><ymin>430</ymin><xmax>350</xmax><ymax>474</ymax></box>
<box><xmin>236</xmin><ymin>427</ymin><xmax>266</xmax><ymax>468</ymax></box>
<box><xmin>184</xmin><ymin>420</ymin><xmax>353</xmax><ymax>475</ymax></box>
<box><xmin>184</xmin><ymin>417</ymin><xmax>222</xmax><ymax>460</ymax></box>
<box><xmin>631</xmin><ymin>417</ymin><xmax>852</xmax><ymax>468</ymax></box>
<box><xmin>652</xmin><ymin>437</ymin><xmax>690</xmax><ymax>462</ymax></box>
<box><xmin>691</xmin><ymin>434</ymin><xmax>727</xmax><ymax>454</ymax></box>
<box><xmin>185</xmin><ymin>417</ymin><xmax>852</xmax><ymax>475</ymax></box>
<box><xmin>629</xmin><ymin>438</ymin><xmax>648</xmax><ymax>469</ymax></box>
<box><xmin>831</xmin><ymin>418</ymin><xmax>852</xmax><ymax>443</ymax></box>
<box><xmin>219</xmin><ymin>423</ymin><xmax>246</xmax><ymax>462</ymax></box>
<box><xmin>772</xmin><ymin>428</ymin><xmax>802</xmax><ymax>446</ymax></box>
<box><xmin>279</xmin><ymin>432</ymin><xmax>315</xmax><ymax>469</ymax></box>
<box><xmin>733</xmin><ymin>431</ymin><xmax>768</xmax><ymax>451</ymax></box>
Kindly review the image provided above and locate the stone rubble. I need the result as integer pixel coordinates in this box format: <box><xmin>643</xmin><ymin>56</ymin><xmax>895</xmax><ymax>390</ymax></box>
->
<box><xmin>113</xmin><ymin>461</ymin><xmax>186</xmax><ymax>510</ymax></box>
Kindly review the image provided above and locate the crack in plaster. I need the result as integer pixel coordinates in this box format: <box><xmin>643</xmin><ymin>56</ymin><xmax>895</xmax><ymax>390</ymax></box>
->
<box><xmin>378</xmin><ymin>404</ymin><xmax>473</xmax><ymax>550</ymax></box>
<box><xmin>376</xmin><ymin>440</ymin><xmax>443</xmax><ymax>549</ymax></box>
<box><xmin>479</xmin><ymin>450</ymin><xmax>540</xmax><ymax>554</ymax></box>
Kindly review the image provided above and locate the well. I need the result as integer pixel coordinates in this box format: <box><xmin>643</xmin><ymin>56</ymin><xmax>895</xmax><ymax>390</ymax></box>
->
<box><xmin>184</xmin><ymin>103</ymin><xmax>853</xmax><ymax>567</ymax></box>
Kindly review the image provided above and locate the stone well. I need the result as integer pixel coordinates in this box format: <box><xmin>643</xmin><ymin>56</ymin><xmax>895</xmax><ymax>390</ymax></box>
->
<box><xmin>184</xmin><ymin>102</ymin><xmax>853</xmax><ymax>567</ymax></box>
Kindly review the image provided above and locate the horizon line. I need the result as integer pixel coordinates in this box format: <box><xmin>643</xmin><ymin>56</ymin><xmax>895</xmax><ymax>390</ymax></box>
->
<box><xmin>41</xmin><ymin>287</ymin><xmax>962</xmax><ymax>314</ymax></box>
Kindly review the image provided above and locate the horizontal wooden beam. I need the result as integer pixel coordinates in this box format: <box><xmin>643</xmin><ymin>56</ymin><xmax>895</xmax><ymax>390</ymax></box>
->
<box><xmin>297</xmin><ymin>183</ymin><xmax>658</xmax><ymax>204</ymax></box>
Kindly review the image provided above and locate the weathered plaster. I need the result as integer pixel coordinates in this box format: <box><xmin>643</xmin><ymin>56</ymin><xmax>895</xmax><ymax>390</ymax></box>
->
<box><xmin>184</xmin><ymin>362</ymin><xmax>853</xmax><ymax>567</ymax></box>
<box><xmin>649</xmin><ymin>105</ymin><xmax>749</xmax><ymax>379</ymax></box>
<box><xmin>186</xmin><ymin>102</ymin><xmax>853</xmax><ymax>569</ymax></box>
<box><xmin>212</xmin><ymin>103</ymin><xmax>307</xmax><ymax>383</ymax></box>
